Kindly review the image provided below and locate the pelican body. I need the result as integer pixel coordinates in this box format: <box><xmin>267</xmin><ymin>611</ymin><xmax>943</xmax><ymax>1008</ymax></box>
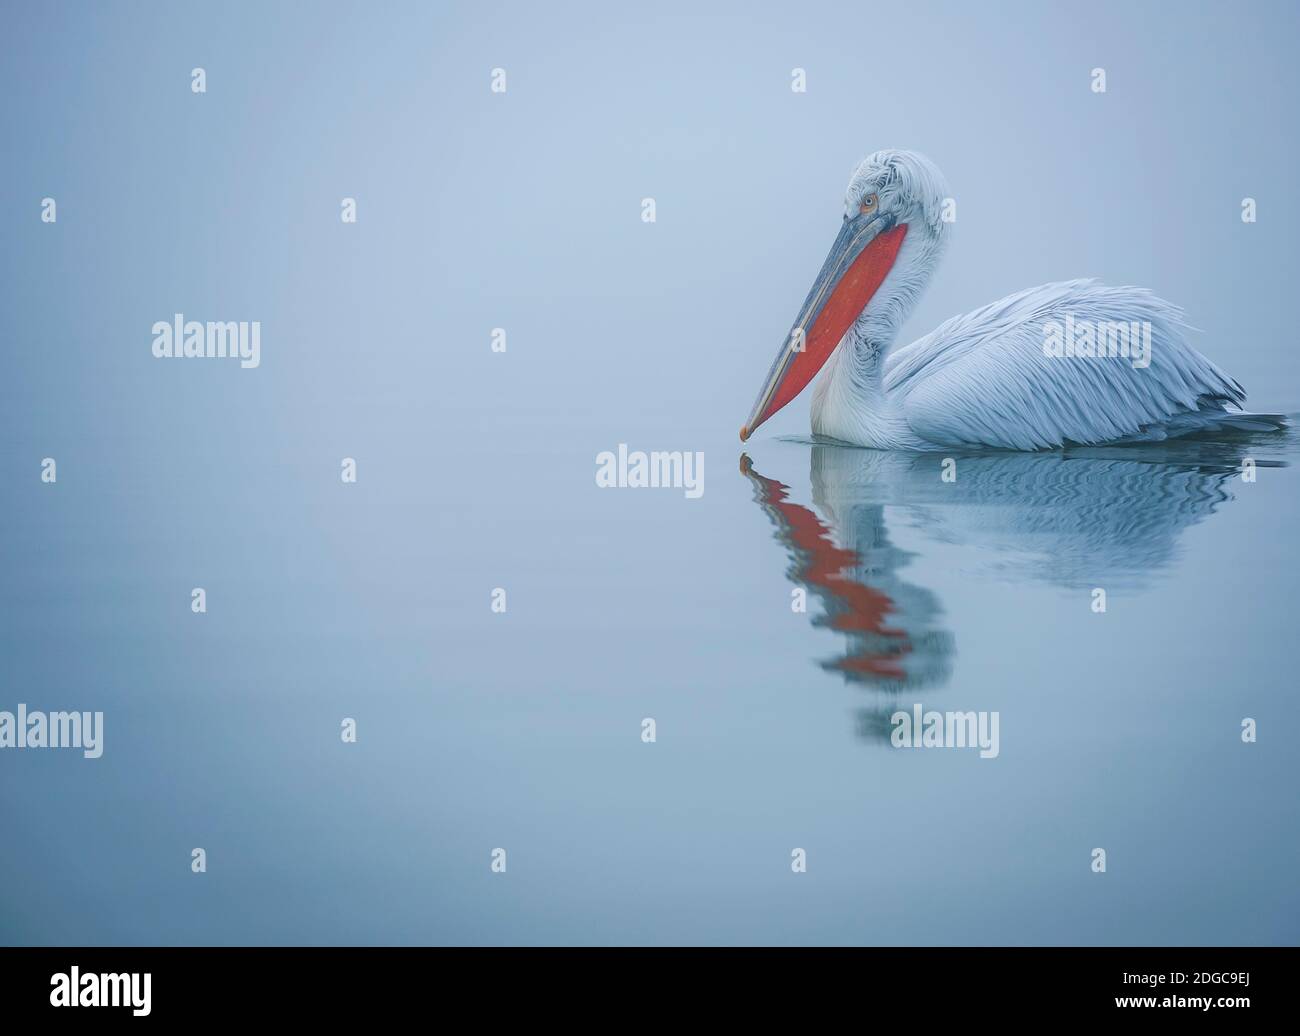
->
<box><xmin>741</xmin><ymin>149</ymin><xmax>1283</xmax><ymax>450</ymax></box>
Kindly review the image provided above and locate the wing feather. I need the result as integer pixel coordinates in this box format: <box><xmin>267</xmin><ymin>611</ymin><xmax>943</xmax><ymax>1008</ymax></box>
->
<box><xmin>883</xmin><ymin>280</ymin><xmax>1244</xmax><ymax>450</ymax></box>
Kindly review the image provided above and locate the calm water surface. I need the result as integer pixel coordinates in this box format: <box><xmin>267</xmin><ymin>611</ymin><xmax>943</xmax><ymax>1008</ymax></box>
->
<box><xmin>3</xmin><ymin>426</ymin><xmax>1297</xmax><ymax>945</ymax></box>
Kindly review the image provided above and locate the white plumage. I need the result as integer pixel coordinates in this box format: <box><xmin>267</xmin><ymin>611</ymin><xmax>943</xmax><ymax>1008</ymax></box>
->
<box><xmin>799</xmin><ymin>150</ymin><xmax>1282</xmax><ymax>450</ymax></box>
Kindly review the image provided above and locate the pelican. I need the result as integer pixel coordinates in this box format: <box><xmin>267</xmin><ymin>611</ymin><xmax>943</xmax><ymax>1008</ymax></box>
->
<box><xmin>740</xmin><ymin>149</ymin><xmax>1285</xmax><ymax>450</ymax></box>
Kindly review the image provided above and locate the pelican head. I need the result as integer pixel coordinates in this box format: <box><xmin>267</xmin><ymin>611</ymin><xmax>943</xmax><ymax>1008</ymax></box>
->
<box><xmin>740</xmin><ymin>149</ymin><xmax>951</xmax><ymax>441</ymax></box>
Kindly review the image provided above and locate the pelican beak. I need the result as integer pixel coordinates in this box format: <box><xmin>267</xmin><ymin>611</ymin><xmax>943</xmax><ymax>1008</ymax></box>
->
<box><xmin>740</xmin><ymin>216</ymin><xmax>908</xmax><ymax>441</ymax></box>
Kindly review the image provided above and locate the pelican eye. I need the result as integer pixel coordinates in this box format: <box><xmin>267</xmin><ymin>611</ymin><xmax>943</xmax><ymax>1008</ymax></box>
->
<box><xmin>860</xmin><ymin>193</ymin><xmax>879</xmax><ymax>214</ymax></box>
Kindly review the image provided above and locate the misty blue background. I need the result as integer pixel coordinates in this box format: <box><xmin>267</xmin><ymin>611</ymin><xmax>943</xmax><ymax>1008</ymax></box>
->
<box><xmin>1</xmin><ymin>0</ymin><xmax>1298</xmax><ymax>944</ymax></box>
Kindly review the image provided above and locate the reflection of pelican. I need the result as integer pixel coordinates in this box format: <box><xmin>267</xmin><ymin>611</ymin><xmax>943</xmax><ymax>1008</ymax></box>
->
<box><xmin>741</xmin><ymin>453</ymin><xmax>953</xmax><ymax>692</ymax></box>
<box><xmin>743</xmin><ymin>431</ymin><xmax>1289</xmax><ymax>708</ymax></box>
<box><xmin>740</xmin><ymin>149</ymin><xmax>1285</xmax><ymax>450</ymax></box>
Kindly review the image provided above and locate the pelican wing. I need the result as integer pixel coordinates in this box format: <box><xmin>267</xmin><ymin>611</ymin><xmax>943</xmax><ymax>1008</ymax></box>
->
<box><xmin>883</xmin><ymin>280</ymin><xmax>1245</xmax><ymax>450</ymax></box>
